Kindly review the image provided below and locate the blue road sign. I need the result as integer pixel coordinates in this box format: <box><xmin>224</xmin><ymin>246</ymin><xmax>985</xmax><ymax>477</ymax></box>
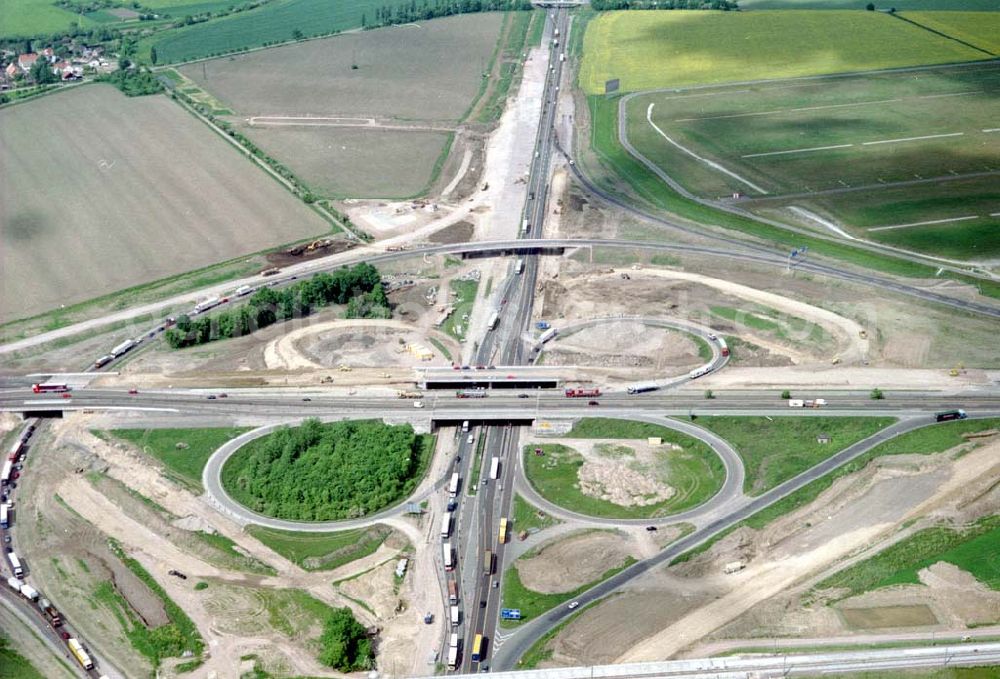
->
<box><xmin>500</xmin><ymin>608</ymin><xmax>522</xmax><ymax>620</ymax></box>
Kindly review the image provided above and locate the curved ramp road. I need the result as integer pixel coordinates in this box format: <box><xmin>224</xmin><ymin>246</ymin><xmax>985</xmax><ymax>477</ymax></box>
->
<box><xmin>489</xmin><ymin>413</ymin><xmax>1000</xmax><ymax>670</ymax></box>
<box><xmin>514</xmin><ymin>414</ymin><xmax>745</xmax><ymax>527</ymax></box>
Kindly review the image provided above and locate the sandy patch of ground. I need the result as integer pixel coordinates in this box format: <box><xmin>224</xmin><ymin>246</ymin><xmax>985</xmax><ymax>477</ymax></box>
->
<box><xmin>549</xmin><ymin>436</ymin><xmax>1000</xmax><ymax>665</ymax></box>
<box><xmin>516</xmin><ymin>530</ymin><xmax>639</xmax><ymax>594</ymax></box>
<box><xmin>543</xmin><ymin>321</ymin><xmax>702</xmax><ymax>372</ymax></box>
<box><xmin>526</xmin><ymin>437</ymin><xmax>682</xmax><ymax>508</ymax></box>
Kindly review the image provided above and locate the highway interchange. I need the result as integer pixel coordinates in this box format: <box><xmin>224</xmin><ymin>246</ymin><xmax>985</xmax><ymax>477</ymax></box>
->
<box><xmin>2</xmin><ymin>7</ymin><xmax>1000</xmax><ymax>679</ymax></box>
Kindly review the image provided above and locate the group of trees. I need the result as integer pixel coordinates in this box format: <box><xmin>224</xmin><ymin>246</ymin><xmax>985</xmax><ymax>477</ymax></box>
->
<box><xmin>164</xmin><ymin>263</ymin><xmax>387</xmax><ymax>349</ymax></box>
<box><xmin>98</xmin><ymin>63</ymin><xmax>164</xmax><ymax>95</ymax></box>
<box><xmin>222</xmin><ymin>419</ymin><xmax>423</xmax><ymax>521</ymax></box>
<box><xmin>362</xmin><ymin>0</ymin><xmax>532</xmax><ymax>30</ymax></box>
<box><xmin>319</xmin><ymin>608</ymin><xmax>373</xmax><ymax>670</ymax></box>
<box><xmin>590</xmin><ymin>0</ymin><xmax>737</xmax><ymax>8</ymax></box>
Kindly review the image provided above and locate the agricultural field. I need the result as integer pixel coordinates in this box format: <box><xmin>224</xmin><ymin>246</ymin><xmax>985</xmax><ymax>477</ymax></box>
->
<box><xmin>902</xmin><ymin>11</ymin><xmax>1000</xmax><ymax>55</ymax></box>
<box><xmin>623</xmin><ymin>62</ymin><xmax>1000</xmax><ymax>260</ymax></box>
<box><xmin>578</xmin><ymin>10</ymin><xmax>990</xmax><ymax>94</ymax></box>
<box><xmin>178</xmin><ymin>13</ymin><xmax>504</xmax><ymax>198</ymax></box>
<box><xmin>0</xmin><ymin>84</ymin><xmax>330</xmax><ymax>323</ymax></box>
<box><xmin>246</xmin><ymin>126</ymin><xmax>453</xmax><ymax>198</ymax></box>
<box><xmin>738</xmin><ymin>0</ymin><xmax>1000</xmax><ymax>8</ymax></box>
<box><xmin>0</xmin><ymin>0</ymin><xmax>97</xmax><ymax>37</ymax></box>
<box><xmin>144</xmin><ymin>0</ymin><xmax>410</xmax><ymax>63</ymax></box>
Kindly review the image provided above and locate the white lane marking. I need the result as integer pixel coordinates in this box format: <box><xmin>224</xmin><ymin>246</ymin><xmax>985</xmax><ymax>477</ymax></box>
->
<box><xmin>742</xmin><ymin>144</ymin><xmax>853</xmax><ymax>159</ymax></box>
<box><xmin>984</xmin><ymin>128</ymin><xmax>1000</xmax><ymax>133</ymax></box>
<box><xmin>675</xmin><ymin>98</ymin><xmax>901</xmax><ymax>122</ymax></box>
<box><xmin>646</xmin><ymin>103</ymin><xmax>769</xmax><ymax>195</ymax></box>
<box><xmin>867</xmin><ymin>215</ymin><xmax>979</xmax><ymax>232</ymax></box>
<box><xmin>862</xmin><ymin>132</ymin><xmax>964</xmax><ymax>146</ymax></box>
<box><xmin>990</xmin><ymin>212</ymin><xmax>1000</xmax><ymax>217</ymax></box>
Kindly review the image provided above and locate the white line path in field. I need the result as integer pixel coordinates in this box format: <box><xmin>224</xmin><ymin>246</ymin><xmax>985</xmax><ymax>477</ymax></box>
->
<box><xmin>674</xmin><ymin>90</ymin><xmax>978</xmax><ymax>122</ymax></box>
<box><xmin>743</xmin><ymin>143</ymin><xmax>854</xmax><ymax>158</ymax></box>
<box><xmin>862</xmin><ymin>132</ymin><xmax>964</xmax><ymax>146</ymax></box>
<box><xmin>867</xmin><ymin>215</ymin><xmax>979</xmax><ymax>232</ymax></box>
<box><xmin>984</xmin><ymin>128</ymin><xmax>1000</xmax><ymax>133</ymax></box>
<box><xmin>646</xmin><ymin>103</ymin><xmax>769</xmax><ymax>195</ymax></box>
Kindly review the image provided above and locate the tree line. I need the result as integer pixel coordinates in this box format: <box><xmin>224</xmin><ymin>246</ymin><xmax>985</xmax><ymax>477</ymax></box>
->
<box><xmin>363</xmin><ymin>0</ymin><xmax>532</xmax><ymax>30</ymax></box>
<box><xmin>589</xmin><ymin>0</ymin><xmax>737</xmax><ymax>9</ymax></box>
<box><xmin>221</xmin><ymin>419</ymin><xmax>424</xmax><ymax>521</ymax></box>
<box><xmin>164</xmin><ymin>263</ymin><xmax>387</xmax><ymax>349</ymax></box>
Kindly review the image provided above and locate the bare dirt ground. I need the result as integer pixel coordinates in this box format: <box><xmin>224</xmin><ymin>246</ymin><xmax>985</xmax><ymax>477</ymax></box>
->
<box><xmin>542</xmin><ymin>321</ymin><xmax>702</xmax><ymax>373</ymax></box>
<box><xmin>516</xmin><ymin>530</ymin><xmax>640</xmax><ymax>594</ymax></box>
<box><xmin>545</xmin><ymin>434</ymin><xmax>1000</xmax><ymax>666</ymax></box>
<box><xmin>524</xmin><ymin>437</ymin><xmax>681</xmax><ymax>508</ymax></box>
<box><xmin>13</xmin><ymin>417</ymin><xmax>445</xmax><ymax>678</ymax></box>
<box><xmin>0</xmin><ymin>84</ymin><xmax>329</xmax><ymax>323</ymax></box>
<box><xmin>263</xmin><ymin>319</ymin><xmax>456</xmax><ymax>370</ymax></box>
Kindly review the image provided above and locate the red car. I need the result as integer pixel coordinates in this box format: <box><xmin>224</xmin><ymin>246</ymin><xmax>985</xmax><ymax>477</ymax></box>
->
<box><xmin>128</xmin><ymin>388</ymin><xmax>139</xmax><ymax>395</ymax></box>
<box><xmin>61</xmin><ymin>393</ymin><xmax>72</xmax><ymax>399</ymax></box>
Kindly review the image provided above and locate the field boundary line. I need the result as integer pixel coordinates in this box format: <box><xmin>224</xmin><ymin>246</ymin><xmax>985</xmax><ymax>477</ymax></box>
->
<box><xmin>742</xmin><ymin>144</ymin><xmax>853</xmax><ymax>159</ymax></box>
<box><xmin>867</xmin><ymin>216</ymin><xmax>980</xmax><ymax>232</ymax></box>
<box><xmin>646</xmin><ymin>103</ymin><xmax>768</xmax><ymax>195</ymax></box>
<box><xmin>891</xmin><ymin>12</ymin><xmax>996</xmax><ymax>58</ymax></box>
<box><xmin>862</xmin><ymin>132</ymin><xmax>964</xmax><ymax>146</ymax></box>
<box><xmin>741</xmin><ymin>169</ymin><xmax>1000</xmax><ymax>204</ymax></box>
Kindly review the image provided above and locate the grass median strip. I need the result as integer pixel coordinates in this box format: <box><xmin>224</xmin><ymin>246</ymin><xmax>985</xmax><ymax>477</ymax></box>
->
<box><xmin>247</xmin><ymin>525</ymin><xmax>396</xmax><ymax>572</ymax></box>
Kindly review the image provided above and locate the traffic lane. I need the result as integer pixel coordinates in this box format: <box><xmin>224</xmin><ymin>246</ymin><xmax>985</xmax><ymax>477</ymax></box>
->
<box><xmin>491</xmin><ymin>415</ymin><xmax>941</xmax><ymax>669</ymax></box>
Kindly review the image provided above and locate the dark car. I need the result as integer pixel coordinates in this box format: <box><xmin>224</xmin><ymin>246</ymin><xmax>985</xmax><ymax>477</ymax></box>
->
<box><xmin>218</xmin><ymin>393</ymin><xmax>228</xmax><ymax>398</ymax></box>
<box><xmin>588</xmin><ymin>400</ymin><xmax>599</xmax><ymax>406</ymax></box>
<box><xmin>206</xmin><ymin>395</ymin><xmax>217</xmax><ymax>400</ymax></box>
<box><xmin>168</xmin><ymin>569</ymin><xmax>188</xmax><ymax>580</ymax></box>
<box><xmin>480</xmin><ymin>600</ymin><xmax>487</xmax><ymax>608</ymax></box>
<box><xmin>518</xmin><ymin>393</ymin><xmax>530</xmax><ymax>399</ymax></box>
<box><xmin>645</xmin><ymin>526</ymin><xmax>658</xmax><ymax>532</ymax></box>
<box><xmin>302</xmin><ymin>398</ymin><xmax>312</xmax><ymax>402</ymax></box>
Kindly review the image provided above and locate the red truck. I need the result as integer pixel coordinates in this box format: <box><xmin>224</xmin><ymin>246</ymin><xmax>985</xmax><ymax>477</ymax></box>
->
<box><xmin>565</xmin><ymin>388</ymin><xmax>600</xmax><ymax>398</ymax></box>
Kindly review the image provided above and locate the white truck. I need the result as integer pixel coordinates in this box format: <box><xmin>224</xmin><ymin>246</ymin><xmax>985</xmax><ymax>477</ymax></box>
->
<box><xmin>111</xmin><ymin>338</ymin><xmax>136</xmax><ymax>358</ymax></box>
<box><xmin>19</xmin><ymin>584</ymin><xmax>38</xmax><ymax>601</ymax></box>
<box><xmin>788</xmin><ymin>399</ymin><xmax>827</xmax><ymax>408</ymax></box>
<box><xmin>8</xmin><ymin>552</ymin><xmax>23</xmax><ymax>577</ymax></box>
<box><xmin>440</xmin><ymin>514</ymin><xmax>451</xmax><ymax>539</ymax></box>
<box><xmin>450</xmin><ymin>605</ymin><xmax>460</xmax><ymax>627</ymax></box>
<box><xmin>447</xmin><ymin>633</ymin><xmax>460</xmax><ymax>669</ymax></box>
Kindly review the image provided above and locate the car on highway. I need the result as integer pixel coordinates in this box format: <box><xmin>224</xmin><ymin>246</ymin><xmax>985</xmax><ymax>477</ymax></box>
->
<box><xmin>413</xmin><ymin>401</ymin><xmax>424</xmax><ymax>409</ymax></box>
<box><xmin>128</xmin><ymin>388</ymin><xmax>138</xmax><ymax>395</ymax></box>
<box><xmin>168</xmin><ymin>569</ymin><xmax>187</xmax><ymax>579</ymax></box>
<box><xmin>3</xmin><ymin>536</ymin><xmax>10</xmax><ymax>544</ymax></box>
<box><xmin>61</xmin><ymin>393</ymin><xmax>71</xmax><ymax>399</ymax></box>
<box><xmin>568</xmin><ymin>601</ymin><xmax>579</xmax><ymax>610</ymax></box>
<box><xmin>588</xmin><ymin>400</ymin><xmax>599</xmax><ymax>406</ymax></box>
<box><xmin>645</xmin><ymin>526</ymin><xmax>658</xmax><ymax>532</ymax></box>
<box><xmin>518</xmin><ymin>393</ymin><xmax>530</xmax><ymax>398</ymax></box>
<box><xmin>218</xmin><ymin>393</ymin><xmax>228</xmax><ymax>398</ymax></box>
<box><xmin>206</xmin><ymin>395</ymin><xmax>216</xmax><ymax>400</ymax></box>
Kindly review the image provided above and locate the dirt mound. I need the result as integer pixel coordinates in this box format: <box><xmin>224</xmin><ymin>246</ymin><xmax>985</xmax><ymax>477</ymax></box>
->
<box><xmin>544</xmin><ymin>322</ymin><xmax>702</xmax><ymax>371</ymax></box>
<box><xmin>516</xmin><ymin>531</ymin><xmax>637</xmax><ymax>594</ymax></box>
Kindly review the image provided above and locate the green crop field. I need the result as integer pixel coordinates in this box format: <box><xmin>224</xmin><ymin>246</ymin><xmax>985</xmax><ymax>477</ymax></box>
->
<box><xmin>690</xmin><ymin>416</ymin><xmax>896</xmax><ymax>495</ymax></box>
<box><xmin>903</xmin><ymin>11</ymin><xmax>1000</xmax><ymax>54</ymax></box>
<box><xmin>143</xmin><ymin>0</ymin><xmax>411</xmax><ymax>63</ymax></box>
<box><xmin>0</xmin><ymin>0</ymin><xmax>96</xmax><ymax>37</ymax></box>
<box><xmin>623</xmin><ymin>62</ymin><xmax>1000</xmax><ymax>260</ymax></box>
<box><xmin>579</xmin><ymin>10</ymin><xmax>989</xmax><ymax>95</ymax></box>
<box><xmin>738</xmin><ymin>0</ymin><xmax>1000</xmax><ymax>8</ymax></box>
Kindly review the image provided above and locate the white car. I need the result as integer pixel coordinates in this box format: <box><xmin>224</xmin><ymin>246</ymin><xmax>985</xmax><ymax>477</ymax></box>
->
<box><xmin>568</xmin><ymin>601</ymin><xmax>579</xmax><ymax>610</ymax></box>
<box><xmin>413</xmin><ymin>401</ymin><xmax>424</xmax><ymax>409</ymax></box>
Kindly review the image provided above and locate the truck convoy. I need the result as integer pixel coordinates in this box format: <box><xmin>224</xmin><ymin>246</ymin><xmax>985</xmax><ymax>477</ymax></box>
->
<box><xmin>40</xmin><ymin>598</ymin><xmax>63</xmax><ymax>626</ymax></box>
<box><xmin>443</xmin><ymin>543</ymin><xmax>454</xmax><ymax>571</ymax></box>
<box><xmin>8</xmin><ymin>551</ymin><xmax>23</xmax><ymax>577</ymax></box>
<box><xmin>565</xmin><ymin>387</ymin><xmax>600</xmax><ymax>398</ymax></box>
<box><xmin>788</xmin><ymin>399</ymin><xmax>828</xmax><ymax>408</ymax></box>
<box><xmin>440</xmin><ymin>514</ymin><xmax>451</xmax><ymax>539</ymax></box>
<box><xmin>110</xmin><ymin>338</ymin><xmax>136</xmax><ymax>358</ymax></box>
<box><xmin>447</xmin><ymin>633</ymin><xmax>460</xmax><ymax>670</ymax></box>
<box><xmin>450</xmin><ymin>605</ymin><xmax>460</xmax><ymax>627</ymax></box>
<box><xmin>447</xmin><ymin>580</ymin><xmax>458</xmax><ymax>604</ymax></box>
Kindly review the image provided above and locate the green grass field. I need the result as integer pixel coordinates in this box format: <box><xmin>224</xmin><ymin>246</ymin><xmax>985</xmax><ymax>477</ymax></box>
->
<box><xmin>144</xmin><ymin>0</ymin><xmax>410</xmax><ymax>63</ymax></box>
<box><xmin>581</xmin><ymin>91</ymin><xmax>1000</xmax><ymax>298</ymax></box>
<box><xmin>0</xmin><ymin>643</ymin><xmax>45</xmax><ymax>679</ymax></box>
<box><xmin>621</xmin><ymin>62</ymin><xmax>1000</xmax><ymax>261</ymax></box>
<box><xmin>523</xmin><ymin>419</ymin><xmax>725</xmax><ymax>519</ymax></box>
<box><xmin>816</xmin><ymin>515</ymin><xmax>1000</xmax><ymax>598</ymax></box>
<box><xmin>513</xmin><ymin>494</ymin><xmax>559</xmax><ymax>534</ymax></box>
<box><xmin>443</xmin><ymin>279</ymin><xmax>479</xmax><ymax>341</ymax></box>
<box><xmin>739</xmin><ymin>0</ymin><xmax>1000</xmax><ymax>7</ymax></box>
<box><xmin>690</xmin><ymin>416</ymin><xmax>896</xmax><ymax>495</ymax></box>
<box><xmin>902</xmin><ymin>11</ymin><xmax>1000</xmax><ymax>54</ymax></box>
<box><xmin>579</xmin><ymin>10</ymin><xmax>988</xmax><ymax>94</ymax></box>
<box><xmin>109</xmin><ymin>427</ymin><xmax>249</xmax><ymax>494</ymax></box>
<box><xmin>246</xmin><ymin>525</ymin><xmax>396</xmax><ymax>571</ymax></box>
<box><xmin>502</xmin><ymin>557</ymin><xmax>634</xmax><ymax>623</ymax></box>
<box><xmin>0</xmin><ymin>0</ymin><xmax>96</xmax><ymax>37</ymax></box>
